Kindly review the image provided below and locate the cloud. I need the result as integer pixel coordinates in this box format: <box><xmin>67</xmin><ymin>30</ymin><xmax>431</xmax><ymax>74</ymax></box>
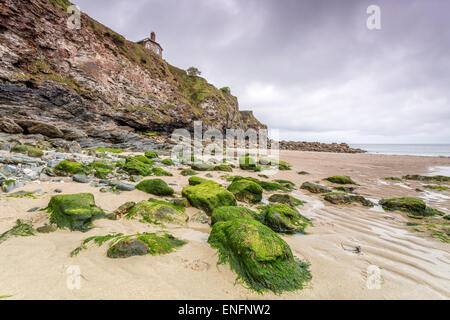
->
<box><xmin>73</xmin><ymin>0</ymin><xmax>450</xmax><ymax>143</ymax></box>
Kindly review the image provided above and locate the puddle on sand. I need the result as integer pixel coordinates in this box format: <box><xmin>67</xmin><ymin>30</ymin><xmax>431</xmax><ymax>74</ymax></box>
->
<box><xmin>367</xmin><ymin>198</ymin><xmax>386</xmax><ymax>213</ymax></box>
<box><xmin>377</xmin><ymin>179</ymin><xmax>389</xmax><ymax>185</ymax></box>
<box><xmin>181</xmin><ymin>230</ymin><xmax>209</xmax><ymax>243</ymax></box>
<box><xmin>420</xmin><ymin>190</ymin><xmax>450</xmax><ymax>202</ymax></box>
<box><xmin>428</xmin><ymin>166</ymin><xmax>450</xmax><ymax>177</ymax></box>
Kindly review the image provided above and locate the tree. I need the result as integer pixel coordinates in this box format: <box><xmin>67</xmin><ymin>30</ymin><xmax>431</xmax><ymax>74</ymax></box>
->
<box><xmin>186</xmin><ymin>67</ymin><xmax>201</xmax><ymax>77</ymax></box>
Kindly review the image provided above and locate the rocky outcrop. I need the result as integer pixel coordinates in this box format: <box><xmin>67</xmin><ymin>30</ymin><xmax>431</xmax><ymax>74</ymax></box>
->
<box><xmin>0</xmin><ymin>0</ymin><xmax>266</xmax><ymax>149</ymax></box>
<box><xmin>278</xmin><ymin>141</ymin><xmax>366</xmax><ymax>153</ymax></box>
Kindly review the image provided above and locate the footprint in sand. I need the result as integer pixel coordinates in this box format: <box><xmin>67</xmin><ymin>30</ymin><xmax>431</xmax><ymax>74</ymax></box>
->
<box><xmin>182</xmin><ymin>259</ymin><xmax>210</xmax><ymax>272</ymax></box>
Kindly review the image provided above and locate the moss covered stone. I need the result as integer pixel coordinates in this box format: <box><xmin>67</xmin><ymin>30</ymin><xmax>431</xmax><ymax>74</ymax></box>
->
<box><xmin>324</xmin><ymin>176</ymin><xmax>356</xmax><ymax>185</ymax></box>
<box><xmin>180</xmin><ymin>169</ymin><xmax>198</xmax><ymax>176</ymax></box>
<box><xmin>129</xmin><ymin>155</ymin><xmax>154</xmax><ymax>165</ymax></box>
<box><xmin>231</xmin><ymin>176</ymin><xmax>289</xmax><ymax>192</ymax></box>
<box><xmin>403</xmin><ymin>175</ymin><xmax>450</xmax><ymax>182</ymax></box>
<box><xmin>208</xmin><ymin>218</ymin><xmax>311</xmax><ymax>293</ymax></box>
<box><xmin>191</xmin><ymin>162</ymin><xmax>214</xmax><ymax>171</ymax></box>
<box><xmin>268</xmin><ymin>194</ymin><xmax>305</xmax><ymax>207</ymax></box>
<box><xmin>123</xmin><ymin>158</ymin><xmax>152</xmax><ymax>176</ymax></box>
<box><xmin>11</xmin><ymin>145</ymin><xmax>43</xmax><ymax>158</ymax></box>
<box><xmin>300</xmin><ymin>182</ymin><xmax>331</xmax><ymax>194</ymax></box>
<box><xmin>54</xmin><ymin>160</ymin><xmax>91</xmax><ymax>176</ymax></box>
<box><xmin>93</xmin><ymin>147</ymin><xmax>124</xmax><ymax>154</ymax></box>
<box><xmin>145</xmin><ymin>151</ymin><xmax>159</xmax><ymax>159</ymax></box>
<box><xmin>258</xmin><ymin>204</ymin><xmax>311</xmax><ymax>234</ymax></box>
<box><xmin>227</xmin><ymin>179</ymin><xmax>263</xmax><ymax>204</ymax></box>
<box><xmin>379</xmin><ymin>198</ymin><xmax>444</xmax><ymax>217</ymax></box>
<box><xmin>94</xmin><ymin>168</ymin><xmax>112</xmax><ymax>179</ymax></box>
<box><xmin>107</xmin><ymin>233</ymin><xmax>186</xmax><ymax>258</ymax></box>
<box><xmin>161</xmin><ymin>158</ymin><xmax>175</xmax><ymax>166</ymax></box>
<box><xmin>182</xmin><ymin>181</ymin><xmax>236</xmax><ymax>214</ymax></box>
<box><xmin>211</xmin><ymin>206</ymin><xmax>262</xmax><ymax>225</ymax></box>
<box><xmin>136</xmin><ymin>179</ymin><xmax>174</xmax><ymax>196</ymax></box>
<box><xmin>151</xmin><ymin>167</ymin><xmax>173</xmax><ymax>176</ymax></box>
<box><xmin>324</xmin><ymin>193</ymin><xmax>374</xmax><ymax>207</ymax></box>
<box><xmin>89</xmin><ymin>162</ymin><xmax>113</xmax><ymax>170</ymax></box>
<box><xmin>188</xmin><ymin>176</ymin><xmax>209</xmax><ymax>186</ymax></box>
<box><xmin>214</xmin><ymin>164</ymin><xmax>233</xmax><ymax>172</ymax></box>
<box><xmin>47</xmin><ymin>193</ymin><xmax>105</xmax><ymax>231</ymax></box>
<box><xmin>125</xmin><ymin>199</ymin><xmax>188</xmax><ymax>225</ymax></box>
<box><xmin>424</xmin><ymin>185</ymin><xmax>449</xmax><ymax>191</ymax></box>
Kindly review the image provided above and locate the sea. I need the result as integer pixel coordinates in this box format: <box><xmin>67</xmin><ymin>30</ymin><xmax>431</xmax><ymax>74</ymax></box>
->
<box><xmin>350</xmin><ymin>144</ymin><xmax>450</xmax><ymax>158</ymax></box>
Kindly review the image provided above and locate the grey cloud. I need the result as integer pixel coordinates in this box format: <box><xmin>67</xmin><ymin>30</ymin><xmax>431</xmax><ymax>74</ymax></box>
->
<box><xmin>73</xmin><ymin>0</ymin><xmax>450</xmax><ymax>143</ymax></box>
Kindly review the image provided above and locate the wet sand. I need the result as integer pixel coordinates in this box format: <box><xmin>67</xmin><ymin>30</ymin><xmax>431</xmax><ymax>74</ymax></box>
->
<box><xmin>0</xmin><ymin>150</ymin><xmax>449</xmax><ymax>299</ymax></box>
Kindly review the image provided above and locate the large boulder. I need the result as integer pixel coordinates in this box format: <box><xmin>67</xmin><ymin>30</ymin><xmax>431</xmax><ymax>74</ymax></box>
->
<box><xmin>258</xmin><ymin>204</ymin><xmax>311</xmax><ymax>234</ymax></box>
<box><xmin>227</xmin><ymin>179</ymin><xmax>263</xmax><ymax>204</ymax></box>
<box><xmin>136</xmin><ymin>179</ymin><xmax>174</xmax><ymax>196</ymax></box>
<box><xmin>182</xmin><ymin>181</ymin><xmax>236</xmax><ymax>214</ymax></box>
<box><xmin>28</xmin><ymin>122</ymin><xmax>64</xmax><ymax>138</ymax></box>
<box><xmin>47</xmin><ymin>193</ymin><xmax>105</xmax><ymax>231</ymax></box>
<box><xmin>208</xmin><ymin>218</ymin><xmax>311</xmax><ymax>293</ymax></box>
<box><xmin>54</xmin><ymin>160</ymin><xmax>91</xmax><ymax>176</ymax></box>
<box><xmin>125</xmin><ymin>199</ymin><xmax>188</xmax><ymax>225</ymax></box>
<box><xmin>0</xmin><ymin>118</ymin><xmax>23</xmax><ymax>134</ymax></box>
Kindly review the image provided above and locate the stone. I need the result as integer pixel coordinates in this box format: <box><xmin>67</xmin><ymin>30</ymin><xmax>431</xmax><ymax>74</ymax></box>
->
<box><xmin>136</xmin><ymin>179</ymin><xmax>174</xmax><ymax>196</ymax></box>
<box><xmin>227</xmin><ymin>179</ymin><xmax>263</xmax><ymax>204</ymax></box>
<box><xmin>300</xmin><ymin>182</ymin><xmax>331</xmax><ymax>194</ymax></box>
<box><xmin>182</xmin><ymin>181</ymin><xmax>236</xmax><ymax>214</ymax></box>
<box><xmin>73</xmin><ymin>174</ymin><xmax>92</xmax><ymax>183</ymax></box>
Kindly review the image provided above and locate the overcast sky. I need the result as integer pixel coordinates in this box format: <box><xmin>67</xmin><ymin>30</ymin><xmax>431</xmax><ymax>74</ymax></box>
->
<box><xmin>73</xmin><ymin>0</ymin><xmax>450</xmax><ymax>144</ymax></box>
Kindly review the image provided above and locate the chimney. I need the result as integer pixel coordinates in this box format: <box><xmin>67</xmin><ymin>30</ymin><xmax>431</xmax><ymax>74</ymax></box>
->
<box><xmin>151</xmin><ymin>32</ymin><xmax>156</xmax><ymax>42</ymax></box>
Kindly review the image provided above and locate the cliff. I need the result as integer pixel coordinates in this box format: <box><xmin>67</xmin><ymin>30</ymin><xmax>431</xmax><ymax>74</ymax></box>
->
<box><xmin>0</xmin><ymin>0</ymin><xmax>266</xmax><ymax>148</ymax></box>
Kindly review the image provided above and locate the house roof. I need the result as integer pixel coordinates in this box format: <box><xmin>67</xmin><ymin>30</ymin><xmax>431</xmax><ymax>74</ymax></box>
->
<box><xmin>137</xmin><ymin>38</ymin><xmax>163</xmax><ymax>50</ymax></box>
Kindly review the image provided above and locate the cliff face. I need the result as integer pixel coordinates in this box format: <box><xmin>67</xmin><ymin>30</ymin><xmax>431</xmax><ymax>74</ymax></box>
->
<box><xmin>0</xmin><ymin>0</ymin><xmax>266</xmax><ymax>147</ymax></box>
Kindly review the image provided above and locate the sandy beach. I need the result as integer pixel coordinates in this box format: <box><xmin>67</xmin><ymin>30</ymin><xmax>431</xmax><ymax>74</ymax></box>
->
<box><xmin>0</xmin><ymin>150</ymin><xmax>449</xmax><ymax>300</ymax></box>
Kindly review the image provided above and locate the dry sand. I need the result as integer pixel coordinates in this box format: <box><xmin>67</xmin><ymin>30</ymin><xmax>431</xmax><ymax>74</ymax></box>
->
<box><xmin>0</xmin><ymin>150</ymin><xmax>449</xmax><ymax>300</ymax></box>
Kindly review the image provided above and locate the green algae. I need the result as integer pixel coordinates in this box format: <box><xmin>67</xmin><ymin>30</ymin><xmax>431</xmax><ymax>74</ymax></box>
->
<box><xmin>136</xmin><ymin>179</ymin><xmax>174</xmax><ymax>196</ymax></box>
<box><xmin>161</xmin><ymin>158</ymin><xmax>175</xmax><ymax>166</ymax></box>
<box><xmin>11</xmin><ymin>144</ymin><xmax>43</xmax><ymax>158</ymax></box>
<box><xmin>268</xmin><ymin>194</ymin><xmax>305</xmax><ymax>207</ymax></box>
<box><xmin>145</xmin><ymin>151</ymin><xmax>160</xmax><ymax>159</ymax></box>
<box><xmin>0</xmin><ymin>220</ymin><xmax>35</xmax><ymax>245</ymax></box>
<box><xmin>54</xmin><ymin>160</ymin><xmax>91</xmax><ymax>176</ymax></box>
<box><xmin>257</xmin><ymin>204</ymin><xmax>312</xmax><ymax>234</ymax></box>
<box><xmin>379</xmin><ymin>198</ymin><xmax>444</xmax><ymax>217</ymax></box>
<box><xmin>211</xmin><ymin>206</ymin><xmax>263</xmax><ymax>226</ymax></box>
<box><xmin>123</xmin><ymin>157</ymin><xmax>152</xmax><ymax>176</ymax></box>
<box><xmin>70</xmin><ymin>232</ymin><xmax>186</xmax><ymax>258</ymax></box>
<box><xmin>125</xmin><ymin>199</ymin><xmax>188</xmax><ymax>225</ymax></box>
<box><xmin>208</xmin><ymin>218</ymin><xmax>311</xmax><ymax>293</ymax></box>
<box><xmin>180</xmin><ymin>169</ymin><xmax>198</xmax><ymax>176</ymax></box>
<box><xmin>188</xmin><ymin>176</ymin><xmax>209</xmax><ymax>186</ymax></box>
<box><xmin>151</xmin><ymin>167</ymin><xmax>173</xmax><ymax>176</ymax></box>
<box><xmin>93</xmin><ymin>147</ymin><xmax>124</xmax><ymax>154</ymax></box>
<box><xmin>182</xmin><ymin>181</ymin><xmax>236</xmax><ymax>214</ymax></box>
<box><xmin>227</xmin><ymin>179</ymin><xmax>263</xmax><ymax>204</ymax></box>
<box><xmin>324</xmin><ymin>176</ymin><xmax>356</xmax><ymax>185</ymax></box>
<box><xmin>46</xmin><ymin>193</ymin><xmax>105</xmax><ymax>231</ymax></box>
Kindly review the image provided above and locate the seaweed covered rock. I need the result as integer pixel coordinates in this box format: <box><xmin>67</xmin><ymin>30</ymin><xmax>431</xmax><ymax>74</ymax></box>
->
<box><xmin>300</xmin><ymin>182</ymin><xmax>331</xmax><ymax>194</ymax></box>
<box><xmin>1</xmin><ymin>179</ymin><xmax>23</xmax><ymax>193</ymax></box>
<box><xmin>231</xmin><ymin>176</ymin><xmax>289</xmax><ymax>192</ymax></box>
<box><xmin>258</xmin><ymin>204</ymin><xmax>311</xmax><ymax>234</ymax></box>
<box><xmin>191</xmin><ymin>162</ymin><xmax>214</xmax><ymax>171</ymax></box>
<box><xmin>214</xmin><ymin>164</ymin><xmax>233</xmax><ymax>172</ymax></box>
<box><xmin>188</xmin><ymin>176</ymin><xmax>209</xmax><ymax>186</ymax></box>
<box><xmin>136</xmin><ymin>179</ymin><xmax>174</xmax><ymax>196</ymax></box>
<box><xmin>273</xmin><ymin>179</ymin><xmax>296</xmax><ymax>191</ymax></box>
<box><xmin>151</xmin><ymin>167</ymin><xmax>173</xmax><ymax>176</ymax></box>
<box><xmin>125</xmin><ymin>199</ymin><xmax>188</xmax><ymax>225</ymax></box>
<box><xmin>324</xmin><ymin>176</ymin><xmax>356</xmax><ymax>185</ymax></box>
<box><xmin>180</xmin><ymin>169</ymin><xmax>198</xmax><ymax>176</ymax></box>
<box><xmin>161</xmin><ymin>158</ymin><xmax>175</xmax><ymax>166</ymax></box>
<box><xmin>259</xmin><ymin>158</ymin><xmax>292</xmax><ymax>170</ymax></box>
<box><xmin>324</xmin><ymin>193</ymin><xmax>374</xmax><ymax>207</ymax></box>
<box><xmin>182</xmin><ymin>181</ymin><xmax>236</xmax><ymax>214</ymax></box>
<box><xmin>211</xmin><ymin>206</ymin><xmax>262</xmax><ymax>225</ymax></box>
<box><xmin>208</xmin><ymin>219</ymin><xmax>311</xmax><ymax>293</ymax></box>
<box><xmin>379</xmin><ymin>198</ymin><xmax>444</xmax><ymax>217</ymax></box>
<box><xmin>145</xmin><ymin>152</ymin><xmax>159</xmax><ymax>159</ymax></box>
<box><xmin>123</xmin><ymin>157</ymin><xmax>152</xmax><ymax>176</ymax></box>
<box><xmin>11</xmin><ymin>144</ymin><xmax>43</xmax><ymax>158</ymax></box>
<box><xmin>47</xmin><ymin>193</ymin><xmax>105</xmax><ymax>231</ymax></box>
<box><xmin>94</xmin><ymin>168</ymin><xmax>112</xmax><ymax>179</ymax></box>
<box><xmin>403</xmin><ymin>175</ymin><xmax>450</xmax><ymax>182</ymax></box>
<box><xmin>54</xmin><ymin>160</ymin><xmax>91</xmax><ymax>176</ymax></box>
<box><xmin>268</xmin><ymin>194</ymin><xmax>305</xmax><ymax>207</ymax></box>
<box><xmin>107</xmin><ymin>233</ymin><xmax>186</xmax><ymax>258</ymax></box>
<box><xmin>227</xmin><ymin>179</ymin><xmax>263</xmax><ymax>204</ymax></box>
